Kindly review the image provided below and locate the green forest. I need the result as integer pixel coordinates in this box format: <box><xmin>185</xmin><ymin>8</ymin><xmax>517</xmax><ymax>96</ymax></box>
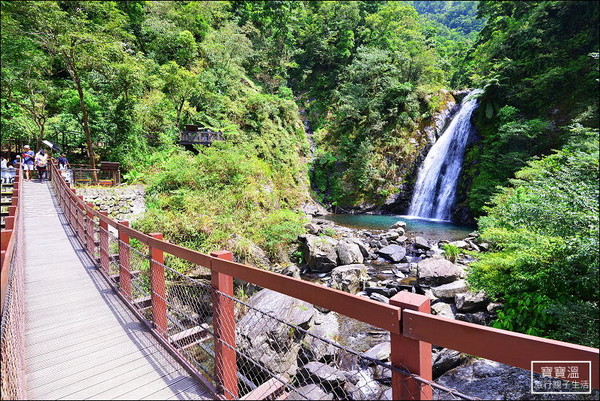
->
<box><xmin>1</xmin><ymin>1</ymin><xmax>598</xmax><ymax>347</ymax></box>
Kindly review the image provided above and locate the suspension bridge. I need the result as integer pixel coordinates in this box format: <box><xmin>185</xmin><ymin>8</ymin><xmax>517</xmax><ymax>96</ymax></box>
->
<box><xmin>1</xmin><ymin>162</ymin><xmax>598</xmax><ymax>400</ymax></box>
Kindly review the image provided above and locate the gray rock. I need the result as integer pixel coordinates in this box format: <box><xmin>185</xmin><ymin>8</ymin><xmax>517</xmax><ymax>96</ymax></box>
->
<box><xmin>390</xmin><ymin>221</ymin><xmax>407</xmax><ymax>230</ymax></box>
<box><xmin>369</xmin><ymin>293</ymin><xmax>390</xmax><ymax>304</ymax></box>
<box><xmin>237</xmin><ymin>289</ymin><xmax>315</xmax><ymax>376</ymax></box>
<box><xmin>487</xmin><ymin>302</ymin><xmax>503</xmax><ymax>314</ymax></box>
<box><xmin>418</xmin><ymin>258</ymin><xmax>463</xmax><ymax>286</ymax></box>
<box><xmin>377</xmin><ymin>245</ymin><xmax>407</xmax><ymax>263</ymax></box>
<box><xmin>346</xmin><ymin>237</ymin><xmax>370</xmax><ymax>257</ymax></box>
<box><xmin>455</xmin><ymin>311</ymin><xmax>489</xmax><ymax>325</ymax></box>
<box><xmin>279</xmin><ymin>264</ymin><xmax>301</xmax><ymax>279</ymax></box>
<box><xmin>287</xmin><ymin>384</ymin><xmax>333</xmax><ymax>400</ymax></box>
<box><xmin>395</xmin><ymin>263</ymin><xmax>411</xmax><ymax>273</ymax></box>
<box><xmin>433</xmin><ymin>348</ymin><xmax>469</xmax><ymax>379</ymax></box>
<box><xmin>479</xmin><ymin>242</ymin><xmax>490</xmax><ymax>251</ymax></box>
<box><xmin>431</xmin><ymin>302</ymin><xmax>456</xmax><ymax>319</ymax></box>
<box><xmin>381</xmin><ymin>231</ymin><xmax>400</xmax><ymax>241</ymax></box>
<box><xmin>395</xmin><ymin>235</ymin><xmax>408</xmax><ymax>243</ymax></box>
<box><xmin>306</xmin><ymin>312</ymin><xmax>340</xmax><ymax>361</ymax></box>
<box><xmin>344</xmin><ymin>368</ymin><xmax>383</xmax><ymax>400</ymax></box>
<box><xmin>431</xmin><ymin>280</ymin><xmax>468</xmax><ymax>299</ymax></box>
<box><xmin>465</xmin><ymin>239</ymin><xmax>480</xmax><ymax>252</ymax></box>
<box><xmin>449</xmin><ymin>240</ymin><xmax>469</xmax><ymax>249</ymax></box>
<box><xmin>435</xmin><ymin>359</ymin><xmax>575</xmax><ymax>400</ymax></box>
<box><xmin>363</xmin><ymin>341</ymin><xmax>391</xmax><ymax>362</ymax></box>
<box><xmin>455</xmin><ymin>291</ymin><xmax>489</xmax><ymax>312</ymax></box>
<box><xmin>305</xmin><ymin>222</ymin><xmax>321</xmax><ymax>235</ymax></box>
<box><xmin>330</xmin><ymin>264</ymin><xmax>368</xmax><ymax>294</ymax></box>
<box><xmin>299</xmin><ymin>234</ymin><xmax>339</xmax><ymax>273</ymax></box>
<box><xmin>414</xmin><ymin>236</ymin><xmax>431</xmax><ymax>250</ymax></box>
<box><xmin>365</xmin><ymin>287</ymin><xmax>398</xmax><ymax>298</ymax></box>
<box><xmin>336</xmin><ymin>241</ymin><xmax>364</xmax><ymax>265</ymax></box>
<box><xmin>297</xmin><ymin>361</ymin><xmax>345</xmax><ymax>390</ymax></box>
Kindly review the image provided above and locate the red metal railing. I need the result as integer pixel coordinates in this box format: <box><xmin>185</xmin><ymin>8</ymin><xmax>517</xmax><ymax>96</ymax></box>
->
<box><xmin>1</xmin><ymin>166</ymin><xmax>26</xmax><ymax>400</ymax></box>
<box><xmin>46</xmin><ymin>160</ymin><xmax>599</xmax><ymax>400</ymax></box>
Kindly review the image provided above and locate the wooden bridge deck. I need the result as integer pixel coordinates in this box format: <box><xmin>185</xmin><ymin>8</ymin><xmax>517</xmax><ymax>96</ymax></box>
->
<box><xmin>22</xmin><ymin>180</ymin><xmax>213</xmax><ymax>400</ymax></box>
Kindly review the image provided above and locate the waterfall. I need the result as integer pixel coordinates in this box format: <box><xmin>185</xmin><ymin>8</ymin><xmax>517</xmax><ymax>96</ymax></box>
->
<box><xmin>407</xmin><ymin>90</ymin><xmax>481</xmax><ymax>221</ymax></box>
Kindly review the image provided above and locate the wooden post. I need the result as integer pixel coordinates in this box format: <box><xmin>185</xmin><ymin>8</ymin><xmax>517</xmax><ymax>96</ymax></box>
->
<box><xmin>118</xmin><ymin>221</ymin><xmax>131</xmax><ymax>300</ymax></box>
<box><xmin>210</xmin><ymin>250</ymin><xmax>238</xmax><ymax>400</ymax></box>
<box><xmin>99</xmin><ymin>211</ymin><xmax>109</xmax><ymax>273</ymax></box>
<box><xmin>149</xmin><ymin>233</ymin><xmax>167</xmax><ymax>336</ymax></box>
<box><xmin>390</xmin><ymin>292</ymin><xmax>432</xmax><ymax>400</ymax></box>
<box><xmin>85</xmin><ymin>202</ymin><xmax>95</xmax><ymax>257</ymax></box>
<box><xmin>4</xmin><ymin>216</ymin><xmax>15</xmax><ymax>230</ymax></box>
<box><xmin>11</xmin><ymin>189</ymin><xmax>18</xmax><ymax>206</ymax></box>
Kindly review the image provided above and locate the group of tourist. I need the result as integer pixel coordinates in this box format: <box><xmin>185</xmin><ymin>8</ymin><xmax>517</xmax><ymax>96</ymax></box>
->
<box><xmin>0</xmin><ymin>145</ymin><xmax>70</xmax><ymax>183</ymax></box>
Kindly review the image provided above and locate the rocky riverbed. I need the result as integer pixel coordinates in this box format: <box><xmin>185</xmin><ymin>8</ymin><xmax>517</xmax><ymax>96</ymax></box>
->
<box><xmin>244</xmin><ymin>216</ymin><xmax>596</xmax><ymax>400</ymax></box>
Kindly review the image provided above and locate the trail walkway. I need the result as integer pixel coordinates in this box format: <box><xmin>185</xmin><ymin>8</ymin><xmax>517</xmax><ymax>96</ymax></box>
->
<box><xmin>22</xmin><ymin>180</ymin><xmax>212</xmax><ymax>400</ymax></box>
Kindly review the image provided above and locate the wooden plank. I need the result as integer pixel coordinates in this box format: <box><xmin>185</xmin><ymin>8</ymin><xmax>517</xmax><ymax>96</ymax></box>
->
<box><xmin>21</xmin><ymin>179</ymin><xmax>213</xmax><ymax>400</ymax></box>
<box><xmin>169</xmin><ymin>324</ymin><xmax>210</xmax><ymax>347</ymax></box>
<box><xmin>403</xmin><ymin>309</ymin><xmax>600</xmax><ymax>388</ymax></box>
<box><xmin>241</xmin><ymin>375</ymin><xmax>288</xmax><ymax>400</ymax></box>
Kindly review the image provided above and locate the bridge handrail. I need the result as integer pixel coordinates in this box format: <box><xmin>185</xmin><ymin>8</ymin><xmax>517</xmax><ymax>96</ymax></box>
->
<box><xmin>0</xmin><ymin>166</ymin><xmax>26</xmax><ymax>400</ymax></box>
<box><xmin>47</xmin><ymin>159</ymin><xmax>599</xmax><ymax>400</ymax></box>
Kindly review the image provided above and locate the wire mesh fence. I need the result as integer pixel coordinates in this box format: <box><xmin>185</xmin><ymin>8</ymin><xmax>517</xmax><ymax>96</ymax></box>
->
<box><xmin>0</xmin><ymin>179</ymin><xmax>26</xmax><ymax>400</ymax></box>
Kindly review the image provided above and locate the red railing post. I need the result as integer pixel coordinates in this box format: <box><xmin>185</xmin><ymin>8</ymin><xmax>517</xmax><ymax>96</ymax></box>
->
<box><xmin>10</xmin><ymin>189</ymin><xmax>19</xmax><ymax>206</ymax></box>
<box><xmin>85</xmin><ymin>203</ymin><xmax>95</xmax><ymax>257</ymax></box>
<box><xmin>118</xmin><ymin>221</ymin><xmax>132</xmax><ymax>300</ymax></box>
<box><xmin>210</xmin><ymin>250</ymin><xmax>238</xmax><ymax>400</ymax></box>
<box><xmin>390</xmin><ymin>292</ymin><xmax>432</xmax><ymax>400</ymax></box>
<box><xmin>76</xmin><ymin>195</ymin><xmax>85</xmax><ymax>242</ymax></box>
<box><xmin>149</xmin><ymin>233</ymin><xmax>167</xmax><ymax>336</ymax></box>
<box><xmin>99</xmin><ymin>211</ymin><xmax>109</xmax><ymax>273</ymax></box>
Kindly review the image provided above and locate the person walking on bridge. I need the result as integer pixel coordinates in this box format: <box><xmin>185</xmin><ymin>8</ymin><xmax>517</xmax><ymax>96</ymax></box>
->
<box><xmin>35</xmin><ymin>149</ymin><xmax>48</xmax><ymax>182</ymax></box>
<box><xmin>21</xmin><ymin>145</ymin><xmax>34</xmax><ymax>181</ymax></box>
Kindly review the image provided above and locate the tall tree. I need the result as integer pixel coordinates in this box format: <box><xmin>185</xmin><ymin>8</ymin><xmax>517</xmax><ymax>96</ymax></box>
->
<box><xmin>6</xmin><ymin>1</ymin><xmax>129</xmax><ymax>170</ymax></box>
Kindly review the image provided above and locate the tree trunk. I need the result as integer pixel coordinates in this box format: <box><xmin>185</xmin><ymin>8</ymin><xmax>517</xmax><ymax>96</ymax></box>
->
<box><xmin>66</xmin><ymin>52</ymin><xmax>98</xmax><ymax>182</ymax></box>
<box><xmin>66</xmin><ymin>53</ymin><xmax>97</xmax><ymax>182</ymax></box>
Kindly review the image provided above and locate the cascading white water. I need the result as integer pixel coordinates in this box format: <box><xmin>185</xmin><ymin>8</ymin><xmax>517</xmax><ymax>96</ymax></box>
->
<box><xmin>407</xmin><ymin>90</ymin><xmax>481</xmax><ymax>221</ymax></box>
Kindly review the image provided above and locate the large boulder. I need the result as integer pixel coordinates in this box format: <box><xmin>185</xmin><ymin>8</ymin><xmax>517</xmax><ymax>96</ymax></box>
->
<box><xmin>363</xmin><ymin>341</ymin><xmax>391</xmax><ymax>362</ymax></box>
<box><xmin>414</xmin><ymin>236</ymin><xmax>431</xmax><ymax>250</ymax></box>
<box><xmin>345</xmin><ymin>237</ymin><xmax>370</xmax><ymax>258</ymax></box>
<box><xmin>417</xmin><ymin>258</ymin><xmax>463</xmax><ymax>286</ymax></box>
<box><xmin>431</xmin><ymin>302</ymin><xmax>456</xmax><ymax>319</ymax></box>
<box><xmin>330</xmin><ymin>264</ymin><xmax>368</xmax><ymax>294</ymax></box>
<box><xmin>237</xmin><ymin>289</ymin><xmax>316</xmax><ymax>377</ymax></box>
<box><xmin>299</xmin><ymin>234</ymin><xmax>339</xmax><ymax>272</ymax></box>
<box><xmin>433</xmin><ymin>348</ymin><xmax>469</xmax><ymax>379</ymax></box>
<box><xmin>455</xmin><ymin>291</ymin><xmax>489</xmax><ymax>312</ymax></box>
<box><xmin>377</xmin><ymin>245</ymin><xmax>407</xmax><ymax>263</ymax></box>
<box><xmin>305</xmin><ymin>312</ymin><xmax>340</xmax><ymax>362</ymax></box>
<box><xmin>435</xmin><ymin>359</ymin><xmax>561</xmax><ymax>400</ymax></box>
<box><xmin>431</xmin><ymin>280</ymin><xmax>468</xmax><ymax>299</ymax></box>
<box><xmin>336</xmin><ymin>241</ymin><xmax>364</xmax><ymax>265</ymax></box>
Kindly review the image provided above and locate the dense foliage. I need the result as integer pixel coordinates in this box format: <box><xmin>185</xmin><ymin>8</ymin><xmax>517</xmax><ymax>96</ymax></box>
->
<box><xmin>457</xmin><ymin>1</ymin><xmax>599</xmax><ymax>217</ymax></box>
<box><xmin>468</xmin><ymin>127</ymin><xmax>599</xmax><ymax>346</ymax></box>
